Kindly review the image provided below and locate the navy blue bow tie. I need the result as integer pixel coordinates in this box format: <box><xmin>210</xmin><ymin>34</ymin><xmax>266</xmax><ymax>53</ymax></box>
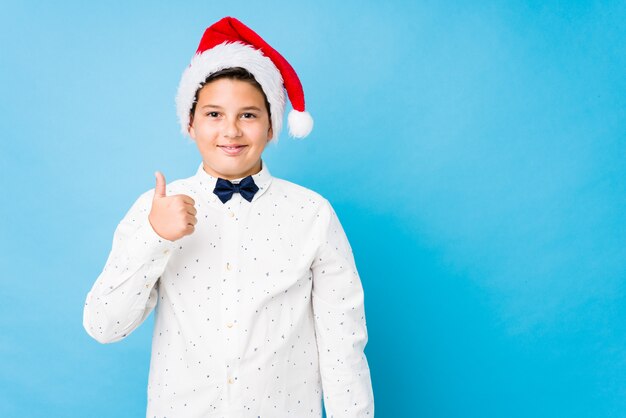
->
<box><xmin>213</xmin><ymin>175</ymin><xmax>259</xmax><ymax>203</ymax></box>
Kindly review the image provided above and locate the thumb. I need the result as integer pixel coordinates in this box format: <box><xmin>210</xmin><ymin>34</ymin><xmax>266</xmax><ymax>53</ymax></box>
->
<box><xmin>154</xmin><ymin>171</ymin><xmax>167</xmax><ymax>199</ymax></box>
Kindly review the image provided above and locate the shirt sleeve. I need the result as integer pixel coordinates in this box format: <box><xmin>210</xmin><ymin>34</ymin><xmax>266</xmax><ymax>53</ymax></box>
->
<box><xmin>83</xmin><ymin>190</ymin><xmax>176</xmax><ymax>344</ymax></box>
<box><xmin>311</xmin><ymin>199</ymin><xmax>375</xmax><ymax>417</ymax></box>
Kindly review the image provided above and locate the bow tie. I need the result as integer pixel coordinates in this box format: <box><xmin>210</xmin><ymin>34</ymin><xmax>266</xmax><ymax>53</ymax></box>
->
<box><xmin>213</xmin><ymin>175</ymin><xmax>259</xmax><ymax>203</ymax></box>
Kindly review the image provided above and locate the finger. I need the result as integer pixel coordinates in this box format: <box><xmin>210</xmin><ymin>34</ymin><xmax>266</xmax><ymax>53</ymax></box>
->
<box><xmin>180</xmin><ymin>195</ymin><xmax>195</xmax><ymax>206</ymax></box>
<box><xmin>187</xmin><ymin>206</ymin><xmax>197</xmax><ymax>216</ymax></box>
<box><xmin>184</xmin><ymin>224</ymin><xmax>195</xmax><ymax>235</ymax></box>
<box><xmin>185</xmin><ymin>214</ymin><xmax>198</xmax><ymax>225</ymax></box>
<box><xmin>173</xmin><ymin>194</ymin><xmax>195</xmax><ymax>205</ymax></box>
<box><xmin>154</xmin><ymin>171</ymin><xmax>167</xmax><ymax>199</ymax></box>
<box><xmin>177</xmin><ymin>201</ymin><xmax>192</xmax><ymax>214</ymax></box>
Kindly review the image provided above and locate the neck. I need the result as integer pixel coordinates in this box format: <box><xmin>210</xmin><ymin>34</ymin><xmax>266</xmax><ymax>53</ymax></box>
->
<box><xmin>203</xmin><ymin>159</ymin><xmax>262</xmax><ymax>180</ymax></box>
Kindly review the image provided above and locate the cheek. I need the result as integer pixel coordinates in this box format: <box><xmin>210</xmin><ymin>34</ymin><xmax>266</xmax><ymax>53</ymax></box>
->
<box><xmin>193</xmin><ymin>133</ymin><xmax>217</xmax><ymax>153</ymax></box>
<box><xmin>194</xmin><ymin>125</ymin><xmax>219</xmax><ymax>142</ymax></box>
<box><xmin>252</xmin><ymin>137</ymin><xmax>270</xmax><ymax>150</ymax></box>
<box><xmin>250</xmin><ymin>124</ymin><xmax>272</xmax><ymax>142</ymax></box>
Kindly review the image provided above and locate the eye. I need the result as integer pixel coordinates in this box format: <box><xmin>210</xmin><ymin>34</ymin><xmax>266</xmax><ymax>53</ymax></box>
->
<box><xmin>205</xmin><ymin>111</ymin><xmax>220</xmax><ymax>118</ymax></box>
<box><xmin>241</xmin><ymin>113</ymin><xmax>257</xmax><ymax>119</ymax></box>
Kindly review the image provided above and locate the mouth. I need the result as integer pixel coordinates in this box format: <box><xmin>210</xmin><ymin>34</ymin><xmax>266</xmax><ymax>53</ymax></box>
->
<box><xmin>218</xmin><ymin>145</ymin><xmax>248</xmax><ymax>156</ymax></box>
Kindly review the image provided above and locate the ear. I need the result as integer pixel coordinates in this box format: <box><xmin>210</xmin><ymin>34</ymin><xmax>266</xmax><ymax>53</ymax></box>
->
<box><xmin>187</xmin><ymin>111</ymin><xmax>197</xmax><ymax>139</ymax></box>
<box><xmin>267</xmin><ymin>125</ymin><xmax>273</xmax><ymax>142</ymax></box>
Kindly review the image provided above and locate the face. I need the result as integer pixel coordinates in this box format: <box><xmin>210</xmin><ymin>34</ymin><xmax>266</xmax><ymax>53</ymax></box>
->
<box><xmin>189</xmin><ymin>78</ymin><xmax>273</xmax><ymax>180</ymax></box>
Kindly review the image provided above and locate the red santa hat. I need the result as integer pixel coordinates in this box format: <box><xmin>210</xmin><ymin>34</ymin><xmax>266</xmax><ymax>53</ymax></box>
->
<box><xmin>176</xmin><ymin>16</ymin><xmax>313</xmax><ymax>140</ymax></box>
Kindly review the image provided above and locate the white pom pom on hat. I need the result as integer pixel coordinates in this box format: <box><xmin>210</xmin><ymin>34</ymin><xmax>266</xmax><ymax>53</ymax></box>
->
<box><xmin>288</xmin><ymin>110</ymin><xmax>314</xmax><ymax>138</ymax></box>
<box><xmin>176</xmin><ymin>17</ymin><xmax>313</xmax><ymax>140</ymax></box>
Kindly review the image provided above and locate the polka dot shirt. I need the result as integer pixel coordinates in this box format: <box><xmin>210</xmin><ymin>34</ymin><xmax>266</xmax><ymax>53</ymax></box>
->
<box><xmin>83</xmin><ymin>160</ymin><xmax>374</xmax><ymax>417</ymax></box>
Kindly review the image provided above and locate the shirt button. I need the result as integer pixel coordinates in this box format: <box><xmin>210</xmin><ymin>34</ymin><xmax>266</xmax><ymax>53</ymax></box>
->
<box><xmin>229</xmin><ymin>211</ymin><xmax>235</xmax><ymax>218</ymax></box>
<box><xmin>227</xmin><ymin>377</ymin><xmax>234</xmax><ymax>384</ymax></box>
<box><xmin>226</xmin><ymin>322</ymin><xmax>234</xmax><ymax>328</ymax></box>
<box><xmin>226</xmin><ymin>262</ymin><xmax>232</xmax><ymax>271</ymax></box>
<box><xmin>163</xmin><ymin>249</ymin><xmax>169</xmax><ymax>254</ymax></box>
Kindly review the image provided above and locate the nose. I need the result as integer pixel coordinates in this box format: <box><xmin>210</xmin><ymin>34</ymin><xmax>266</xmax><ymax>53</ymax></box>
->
<box><xmin>222</xmin><ymin>117</ymin><xmax>242</xmax><ymax>138</ymax></box>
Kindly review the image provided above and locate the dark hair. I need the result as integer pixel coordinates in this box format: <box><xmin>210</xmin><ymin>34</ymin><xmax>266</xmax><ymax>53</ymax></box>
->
<box><xmin>189</xmin><ymin>67</ymin><xmax>271</xmax><ymax>125</ymax></box>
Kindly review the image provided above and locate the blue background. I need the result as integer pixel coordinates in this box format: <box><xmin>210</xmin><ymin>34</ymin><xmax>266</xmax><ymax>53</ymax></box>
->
<box><xmin>1</xmin><ymin>1</ymin><xmax>625</xmax><ymax>417</ymax></box>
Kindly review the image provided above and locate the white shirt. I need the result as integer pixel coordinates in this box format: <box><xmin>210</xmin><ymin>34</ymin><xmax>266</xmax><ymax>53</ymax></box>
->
<box><xmin>83</xmin><ymin>160</ymin><xmax>374</xmax><ymax>418</ymax></box>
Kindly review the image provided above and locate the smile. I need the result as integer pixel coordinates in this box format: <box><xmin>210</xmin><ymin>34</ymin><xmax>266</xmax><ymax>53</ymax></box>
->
<box><xmin>218</xmin><ymin>145</ymin><xmax>248</xmax><ymax>156</ymax></box>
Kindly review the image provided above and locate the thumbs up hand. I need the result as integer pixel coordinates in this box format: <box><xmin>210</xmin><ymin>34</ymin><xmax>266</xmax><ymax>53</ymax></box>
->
<box><xmin>148</xmin><ymin>171</ymin><xmax>197</xmax><ymax>241</ymax></box>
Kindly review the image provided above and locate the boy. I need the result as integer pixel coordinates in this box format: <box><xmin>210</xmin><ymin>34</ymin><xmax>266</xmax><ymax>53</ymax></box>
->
<box><xmin>83</xmin><ymin>17</ymin><xmax>374</xmax><ymax>417</ymax></box>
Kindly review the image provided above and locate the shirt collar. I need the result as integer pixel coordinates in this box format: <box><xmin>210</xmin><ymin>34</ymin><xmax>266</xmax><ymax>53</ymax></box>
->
<box><xmin>194</xmin><ymin>159</ymin><xmax>273</xmax><ymax>203</ymax></box>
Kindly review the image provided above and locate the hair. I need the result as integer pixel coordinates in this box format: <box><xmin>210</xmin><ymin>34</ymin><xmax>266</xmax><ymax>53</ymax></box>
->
<box><xmin>188</xmin><ymin>67</ymin><xmax>272</xmax><ymax>126</ymax></box>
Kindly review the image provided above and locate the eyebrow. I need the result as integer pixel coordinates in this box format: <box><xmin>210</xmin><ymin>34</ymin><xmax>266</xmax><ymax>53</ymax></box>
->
<box><xmin>201</xmin><ymin>104</ymin><xmax>262</xmax><ymax>112</ymax></box>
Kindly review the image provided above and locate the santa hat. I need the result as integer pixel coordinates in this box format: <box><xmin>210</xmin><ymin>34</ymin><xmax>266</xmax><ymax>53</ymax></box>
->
<box><xmin>176</xmin><ymin>16</ymin><xmax>313</xmax><ymax>140</ymax></box>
